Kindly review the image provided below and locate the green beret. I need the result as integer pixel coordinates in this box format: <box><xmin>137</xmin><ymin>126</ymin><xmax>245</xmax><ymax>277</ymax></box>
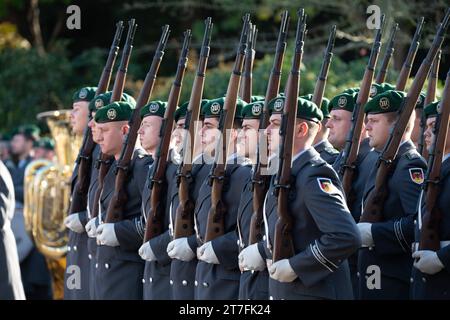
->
<box><xmin>175</xmin><ymin>101</ymin><xmax>189</xmax><ymax>122</ymax></box>
<box><xmin>415</xmin><ymin>92</ymin><xmax>426</xmax><ymax>109</ymax></box>
<box><xmin>300</xmin><ymin>94</ymin><xmax>331</xmax><ymax>119</ymax></box>
<box><xmin>342</xmin><ymin>87</ymin><xmax>360</xmax><ymax>95</ymax></box>
<box><xmin>72</xmin><ymin>87</ymin><xmax>97</xmax><ymax>103</ymax></box>
<box><xmin>424</xmin><ymin>101</ymin><xmax>441</xmax><ymax>119</ymax></box>
<box><xmin>329</xmin><ymin>92</ymin><xmax>358</xmax><ymax>113</ymax></box>
<box><xmin>370</xmin><ymin>82</ymin><xmax>395</xmax><ymax>98</ymax></box>
<box><xmin>140</xmin><ymin>101</ymin><xmax>167</xmax><ymax>119</ymax></box>
<box><xmin>268</xmin><ymin>96</ymin><xmax>323</xmax><ymax>122</ymax></box>
<box><xmin>242</xmin><ymin>101</ymin><xmax>264</xmax><ymax>119</ymax></box>
<box><xmin>34</xmin><ymin>137</ymin><xmax>54</xmax><ymax>150</ymax></box>
<box><xmin>14</xmin><ymin>124</ymin><xmax>40</xmax><ymax>141</ymax></box>
<box><xmin>251</xmin><ymin>95</ymin><xmax>265</xmax><ymax>103</ymax></box>
<box><xmin>201</xmin><ymin>97</ymin><xmax>246</xmax><ymax>119</ymax></box>
<box><xmin>89</xmin><ymin>91</ymin><xmax>136</xmax><ymax>113</ymax></box>
<box><xmin>364</xmin><ymin>90</ymin><xmax>406</xmax><ymax>114</ymax></box>
<box><xmin>95</xmin><ymin>101</ymin><xmax>134</xmax><ymax>123</ymax></box>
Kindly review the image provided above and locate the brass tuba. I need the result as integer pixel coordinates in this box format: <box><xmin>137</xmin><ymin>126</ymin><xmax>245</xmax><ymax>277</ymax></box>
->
<box><xmin>23</xmin><ymin>109</ymin><xmax>82</xmax><ymax>299</ymax></box>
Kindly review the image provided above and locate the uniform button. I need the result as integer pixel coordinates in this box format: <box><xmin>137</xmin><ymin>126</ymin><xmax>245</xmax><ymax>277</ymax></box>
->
<box><xmin>169</xmin><ymin>280</ymin><xmax>174</xmax><ymax>285</ymax></box>
<box><xmin>422</xmin><ymin>277</ymin><xmax>426</xmax><ymax>283</ymax></box>
<box><xmin>194</xmin><ymin>281</ymin><xmax>198</xmax><ymax>287</ymax></box>
<box><xmin>182</xmin><ymin>280</ymin><xmax>188</xmax><ymax>286</ymax></box>
<box><xmin>251</xmin><ymin>270</ymin><xmax>255</xmax><ymax>274</ymax></box>
<box><xmin>263</xmin><ymin>235</ymin><xmax>267</xmax><ymax>241</ymax></box>
<box><xmin>105</xmin><ymin>263</ymin><xmax>109</xmax><ymax>269</ymax></box>
<box><xmin>414</xmin><ymin>220</ymin><xmax>417</xmax><ymax>225</ymax></box>
<box><xmin>202</xmin><ymin>282</ymin><xmax>209</xmax><ymax>288</ymax></box>
<box><xmin>149</xmin><ymin>277</ymin><xmax>153</xmax><ymax>283</ymax></box>
<box><xmin>142</xmin><ymin>279</ymin><xmax>145</xmax><ymax>284</ymax></box>
<box><xmin>357</xmin><ymin>272</ymin><xmax>360</xmax><ymax>277</ymax></box>
<box><xmin>368</xmin><ymin>247</ymin><xmax>373</xmax><ymax>251</ymax></box>
<box><xmin>73</xmin><ymin>246</ymin><xmax>77</xmax><ymax>251</ymax></box>
<box><xmin>269</xmin><ymin>296</ymin><xmax>273</xmax><ymax>300</ymax></box>
<box><xmin>67</xmin><ymin>246</ymin><xmax>71</xmax><ymax>252</ymax></box>
<box><xmin>95</xmin><ymin>263</ymin><xmax>98</xmax><ymax>269</ymax></box>
<box><xmin>88</xmin><ymin>254</ymin><xmax>92</xmax><ymax>260</ymax></box>
<box><xmin>410</xmin><ymin>277</ymin><xmax>414</xmax><ymax>283</ymax></box>
<box><xmin>237</xmin><ymin>240</ymin><xmax>240</xmax><ymax>246</ymax></box>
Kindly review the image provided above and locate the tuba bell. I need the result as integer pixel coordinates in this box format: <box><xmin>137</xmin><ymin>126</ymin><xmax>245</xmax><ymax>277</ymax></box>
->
<box><xmin>23</xmin><ymin>109</ymin><xmax>82</xmax><ymax>299</ymax></box>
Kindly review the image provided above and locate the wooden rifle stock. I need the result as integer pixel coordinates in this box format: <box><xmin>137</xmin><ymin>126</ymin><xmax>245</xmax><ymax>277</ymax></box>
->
<box><xmin>239</xmin><ymin>23</ymin><xmax>257</xmax><ymax>103</ymax></box>
<box><xmin>204</xmin><ymin>14</ymin><xmax>251</xmax><ymax>243</ymax></box>
<box><xmin>69</xmin><ymin>21</ymin><xmax>124</xmax><ymax>216</ymax></box>
<box><xmin>419</xmin><ymin>69</ymin><xmax>450</xmax><ymax>251</ymax></box>
<box><xmin>273</xmin><ymin>9</ymin><xmax>307</xmax><ymax>262</ymax></box>
<box><xmin>174</xmin><ymin>18</ymin><xmax>213</xmax><ymax>239</ymax></box>
<box><xmin>375</xmin><ymin>23</ymin><xmax>398</xmax><ymax>84</ymax></box>
<box><xmin>396</xmin><ymin>17</ymin><xmax>424</xmax><ymax>91</ymax></box>
<box><xmin>105</xmin><ymin>25</ymin><xmax>170</xmax><ymax>223</ymax></box>
<box><xmin>249</xmin><ymin>11</ymin><xmax>289</xmax><ymax>246</ymax></box>
<box><xmin>340</xmin><ymin>16</ymin><xmax>385</xmax><ymax>207</ymax></box>
<box><xmin>143</xmin><ymin>30</ymin><xmax>192</xmax><ymax>242</ymax></box>
<box><xmin>361</xmin><ymin>9</ymin><xmax>450</xmax><ymax>223</ymax></box>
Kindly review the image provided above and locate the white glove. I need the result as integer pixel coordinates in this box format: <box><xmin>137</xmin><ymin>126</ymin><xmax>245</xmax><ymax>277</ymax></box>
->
<box><xmin>167</xmin><ymin>237</ymin><xmax>195</xmax><ymax>261</ymax></box>
<box><xmin>64</xmin><ymin>213</ymin><xmax>85</xmax><ymax>233</ymax></box>
<box><xmin>197</xmin><ymin>241</ymin><xmax>219</xmax><ymax>264</ymax></box>
<box><xmin>357</xmin><ymin>222</ymin><xmax>374</xmax><ymax>247</ymax></box>
<box><xmin>412</xmin><ymin>250</ymin><xmax>445</xmax><ymax>275</ymax></box>
<box><xmin>238</xmin><ymin>243</ymin><xmax>266</xmax><ymax>271</ymax></box>
<box><xmin>96</xmin><ymin>223</ymin><xmax>119</xmax><ymax>247</ymax></box>
<box><xmin>85</xmin><ymin>217</ymin><xmax>98</xmax><ymax>238</ymax></box>
<box><xmin>138</xmin><ymin>242</ymin><xmax>157</xmax><ymax>261</ymax></box>
<box><xmin>268</xmin><ymin>259</ymin><xmax>297</xmax><ymax>283</ymax></box>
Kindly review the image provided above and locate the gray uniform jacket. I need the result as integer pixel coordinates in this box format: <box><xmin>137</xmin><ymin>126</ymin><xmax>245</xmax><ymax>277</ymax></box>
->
<box><xmin>264</xmin><ymin>147</ymin><xmax>361</xmax><ymax>300</ymax></box>
<box><xmin>94</xmin><ymin>149</ymin><xmax>151</xmax><ymax>300</ymax></box>
<box><xmin>314</xmin><ymin>139</ymin><xmax>339</xmax><ymax>165</ymax></box>
<box><xmin>194</xmin><ymin>156</ymin><xmax>251</xmax><ymax>300</ymax></box>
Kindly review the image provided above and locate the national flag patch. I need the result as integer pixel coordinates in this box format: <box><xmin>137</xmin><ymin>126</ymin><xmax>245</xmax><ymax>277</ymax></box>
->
<box><xmin>409</xmin><ymin>168</ymin><xmax>424</xmax><ymax>185</ymax></box>
<box><xmin>317</xmin><ymin>178</ymin><xmax>334</xmax><ymax>193</ymax></box>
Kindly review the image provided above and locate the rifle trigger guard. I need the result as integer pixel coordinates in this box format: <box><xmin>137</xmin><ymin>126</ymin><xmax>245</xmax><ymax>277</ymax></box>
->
<box><xmin>114</xmin><ymin>164</ymin><xmax>128</xmax><ymax>175</ymax></box>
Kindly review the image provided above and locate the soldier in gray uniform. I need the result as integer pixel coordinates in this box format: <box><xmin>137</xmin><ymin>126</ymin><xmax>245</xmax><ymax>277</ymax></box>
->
<box><xmin>63</xmin><ymin>86</ymin><xmax>97</xmax><ymax>300</ymax></box>
<box><xmin>261</xmin><ymin>96</ymin><xmax>361</xmax><ymax>300</ymax></box>
<box><xmin>326</xmin><ymin>91</ymin><xmax>379</xmax><ymax>296</ymax></box>
<box><xmin>357</xmin><ymin>90</ymin><xmax>427</xmax><ymax>300</ymax></box>
<box><xmin>193</xmin><ymin>97</ymin><xmax>251</xmax><ymax>300</ymax></box>
<box><xmin>235</xmin><ymin>101</ymin><xmax>270</xmax><ymax>300</ymax></box>
<box><xmin>92</xmin><ymin>101</ymin><xmax>152</xmax><ymax>299</ymax></box>
<box><xmin>137</xmin><ymin>100</ymin><xmax>178</xmax><ymax>300</ymax></box>
<box><xmin>411</xmin><ymin>101</ymin><xmax>450</xmax><ymax>299</ymax></box>
<box><xmin>301</xmin><ymin>94</ymin><xmax>339</xmax><ymax>164</ymax></box>
<box><xmin>166</xmin><ymin>100</ymin><xmax>213</xmax><ymax>300</ymax></box>
<box><xmin>0</xmin><ymin>160</ymin><xmax>25</xmax><ymax>300</ymax></box>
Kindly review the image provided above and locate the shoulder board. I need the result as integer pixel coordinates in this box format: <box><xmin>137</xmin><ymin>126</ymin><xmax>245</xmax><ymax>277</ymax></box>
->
<box><xmin>324</xmin><ymin>146</ymin><xmax>339</xmax><ymax>155</ymax></box>
<box><xmin>310</xmin><ymin>156</ymin><xmax>326</xmax><ymax>167</ymax></box>
<box><xmin>405</xmin><ymin>149</ymin><xmax>420</xmax><ymax>160</ymax></box>
<box><xmin>241</xmin><ymin>157</ymin><xmax>253</xmax><ymax>167</ymax></box>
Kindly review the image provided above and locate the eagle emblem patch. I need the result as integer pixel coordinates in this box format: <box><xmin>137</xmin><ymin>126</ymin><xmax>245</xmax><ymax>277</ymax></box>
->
<box><xmin>317</xmin><ymin>178</ymin><xmax>334</xmax><ymax>193</ymax></box>
<box><xmin>409</xmin><ymin>168</ymin><xmax>424</xmax><ymax>185</ymax></box>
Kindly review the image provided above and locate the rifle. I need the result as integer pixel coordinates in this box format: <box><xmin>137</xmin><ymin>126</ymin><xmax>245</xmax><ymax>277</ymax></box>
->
<box><xmin>419</xmin><ymin>50</ymin><xmax>441</xmax><ymax>158</ymax></box>
<box><xmin>396</xmin><ymin>17</ymin><xmax>424</xmax><ymax>91</ymax></box>
<box><xmin>143</xmin><ymin>30</ymin><xmax>192</xmax><ymax>242</ymax></box>
<box><xmin>105</xmin><ymin>25</ymin><xmax>170</xmax><ymax>223</ymax></box>
<box><xmin>203</xmin><ymin>14</ymin><xmax>251</xmax><ymax>243</ymax></box>
<box><xmin>312</xmin><ymin>25</ymin><xmax>336</xmax><ymax>110</ymax></box>
<box><xmin>273</xmin><ymin>9</ymin><xmax>307</xmax><ymax>262</ymax></box>
<box><xmin>339</xmin><ymin>16</ymin><xmax>385</xmax><ymax>208</ymax></box>
<box><xmin>360</xmin><ymin>9</ymin><xmax>450</xmax><ymax>223</ymax></box>
<box><xmin>419</xmin><ymin>69</ymin><xmax>450</xmax><ymax>251</ymax></box>
<box><xmin>375</xmin><ymin>22</ymin><xmax>398</xmax><ymax>84</ymax></box>
<box><xmin>248</xmin><ymin>11</ymin><xmax>289</xmax><ymax>246</ymax></box>
<box><xmin>91</xmin><ymin>19</ymin><xmax>137</xmax><ymax>221</ymax></box>
<box><xmin>239</xmin><ymin>23</ymin><xmax>258</xmax><ymax>103</ymax></box>
<box><xmin>173</xmin><ymin>18</ymin><xmax>213</xmax><ymax>239</ymax></box>
<box><xmin>68</xmin><ymin>21</ymin><xmax>124</xmax><ymax>216</ymax></box>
